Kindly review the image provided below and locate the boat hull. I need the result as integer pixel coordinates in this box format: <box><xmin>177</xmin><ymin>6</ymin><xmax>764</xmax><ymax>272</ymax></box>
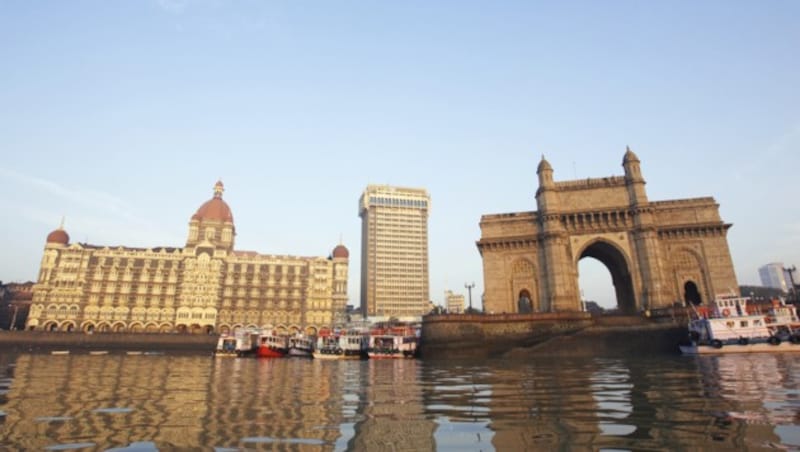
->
<box><xmin>313</xmin><ymin>349</ymin><xmax>365</xmax><ymax>360</ymax></box>
<box><xmin>288</xmin><ymin>348</ymin><xmax>312</xmax><ymax>358</ymax></box>
<box><xmin>680</xmin><ymin>341</ymin><xmax>800</xmax><ymax>355</ymax></box>
<box><xmin>256</xmin><ymin>346</ymin><xmax>287</xmax><ymax>358</ymax></box>
<box><xmin>367</xmin><ymin>351</ymin><xmax>416</xmax><ymax>359</ymax></box>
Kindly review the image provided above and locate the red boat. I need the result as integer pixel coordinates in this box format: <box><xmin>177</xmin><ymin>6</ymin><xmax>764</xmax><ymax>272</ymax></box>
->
<box><xmin>256</xmin><ymin>332</ymin><xmax>288</xmax><ymax>358</ymax></box>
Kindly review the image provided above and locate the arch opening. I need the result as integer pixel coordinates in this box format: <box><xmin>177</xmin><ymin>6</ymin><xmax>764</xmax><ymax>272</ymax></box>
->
<box><xmin>684</xmin><ymin>281</ymin><xmax>702</xmax><ymax>306</ymax></box>
<box><xmin>578</xmin><ymin>241</ymin><xmax>636</xmax><ymax>314</ymax></box>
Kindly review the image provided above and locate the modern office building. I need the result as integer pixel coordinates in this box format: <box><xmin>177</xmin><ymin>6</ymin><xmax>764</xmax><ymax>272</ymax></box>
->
<box><xmin>759</xmin><ymin>263</ymin><xmax>791</xmax><ymax>292</ymax></box>
<box><xmin>444</xmin><ymin>290</ymin><xmax>465</xmax><ymax>314</ymax></box>
<box><xmin>26</xmin><ymin>181</ymin><xmax>349</xmax><ymax>334</ymax></box>
<box><xmin>359</xmin><ymin>185</ymin><xmax>430</xmax><ymax>318</ymax></box>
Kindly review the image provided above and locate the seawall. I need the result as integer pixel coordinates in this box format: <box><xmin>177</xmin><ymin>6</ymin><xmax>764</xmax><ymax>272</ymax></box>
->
<box><xmin>420</xmin><ymin>312</ymin><xmax>686</xmax><ymax>359</ymax></box>
<box><xmin>0</xmin><ymin>331</ymin><xmax>218</xmax><ymax>353</ymax></box>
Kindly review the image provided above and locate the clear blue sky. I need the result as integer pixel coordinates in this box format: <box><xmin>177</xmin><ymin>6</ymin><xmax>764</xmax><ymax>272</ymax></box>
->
<box><xmin>1</xmin><ymin>1</ymin><xmax>798</xmax><ymax>309</ymax></box>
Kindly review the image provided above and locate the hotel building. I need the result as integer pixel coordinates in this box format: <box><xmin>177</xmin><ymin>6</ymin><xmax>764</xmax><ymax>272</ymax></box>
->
<box><xmin>26</xmin><ymin>181</ymin><xmax>349</xmax><ymax>335</ymax></box>
<box><xmin>359</xmin><ymin>185</ymin><xmax>430</xmax><ymax>318</ymax></box>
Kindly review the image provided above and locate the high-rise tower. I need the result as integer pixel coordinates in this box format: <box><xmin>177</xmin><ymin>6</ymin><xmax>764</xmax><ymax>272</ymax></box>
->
<box><xmin>359</xmin><ymin>185</ymin><xmax>431</xmax><ymax>318</ymax></box>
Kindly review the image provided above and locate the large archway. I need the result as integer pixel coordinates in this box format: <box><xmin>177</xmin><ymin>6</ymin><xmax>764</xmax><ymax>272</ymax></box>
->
<box><xmin>578</xmin><ymin>240</ymin><xmax>636</xmax><ymax>314</ymax></box>
<box><xmin>478</xmin><ymin>151</ymin><xmax>739</xmax><ymax>313</ymax></box>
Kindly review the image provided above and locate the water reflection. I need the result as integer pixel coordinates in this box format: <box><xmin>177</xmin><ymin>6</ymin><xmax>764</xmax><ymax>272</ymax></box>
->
<box><xmin>0</xmin><ymin>352</ymin><xmax>797</xmax><ymax>450</ymax></box>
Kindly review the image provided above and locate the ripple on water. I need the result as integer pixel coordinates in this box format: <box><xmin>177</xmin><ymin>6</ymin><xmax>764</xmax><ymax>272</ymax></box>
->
<box><xmin>241</xmin><ymin>437</ymin><xmax>326</xmax><ymax>446</ymax></box>
<box><xmin>106</xmin><ymin>441</ymin><xmax>159</xmax><ymax>451</ymax></box>
<box><xmin>35</xmin><ymin>416</ymin><xmax>73</xmax><ymax>423</ymax></box>
<box><xmin>44</xmin><ymin>443</ymin><xmax>96</xmax><ymax>451</ymax></box>
<box><xmin>92</xmin><ymin>407</ymin><xmax>134</xmax><ymax>414</ymax></box>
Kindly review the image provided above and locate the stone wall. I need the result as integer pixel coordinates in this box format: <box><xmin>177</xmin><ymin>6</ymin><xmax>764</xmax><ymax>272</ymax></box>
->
<box><xmin>0</xmin><ymin>331</ymin><xmax>217</xmax><ymax>353</ymax></box>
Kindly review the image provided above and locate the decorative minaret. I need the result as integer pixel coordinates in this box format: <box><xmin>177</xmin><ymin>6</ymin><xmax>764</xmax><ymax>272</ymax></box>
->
<box><xmin>622</xmin><ymin>147</ymin><xmax>666</xmax><ymax>308</ymax></box>
<box><xmin>535</xmin><ymin>155</ymin><xmax>574</xmax><ymax>311</ymax></box>
<box><xmin>535</xmin><ymin>155</ymin><xmax>556</xmax><ymax>213</ymax></box>
<box><xmin>623</xmin><ymin>146</ymin><xmax>648</xmax><ymax>206</ymax></box>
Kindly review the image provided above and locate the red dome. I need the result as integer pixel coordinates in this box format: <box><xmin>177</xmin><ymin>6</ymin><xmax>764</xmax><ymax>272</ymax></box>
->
<box><xmin>46</xmin><ymin>229</ymin><xmax>69</xmax><ymax>245</ymax></box>
<box><xmin>192</xmin><ymin>181</ymin><xmax>234</xmax><ymax>223</ymax></box>
<box><xmin>192</xmin><ymin>198</ymin><xmax>233</xmax><ymax>222</ymax></box>
<box><xmin>332</xmin><ymin>244</ymin><xmax>349</xmax><ymax>259</ymax></box>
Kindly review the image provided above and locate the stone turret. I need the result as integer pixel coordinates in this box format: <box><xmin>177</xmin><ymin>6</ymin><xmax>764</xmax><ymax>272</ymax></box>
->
<box><xmin>536</xmin><ymin>155</ymin><xmax>558</xmax><ymax>213</ymax></box>
<box><xmin>623</xmin><ymin>146</ymin><xmax>648</xmax><ymax>206</ymax></box>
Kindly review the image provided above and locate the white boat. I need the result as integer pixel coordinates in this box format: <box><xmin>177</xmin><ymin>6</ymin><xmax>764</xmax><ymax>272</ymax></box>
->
<box><xmin>679</xmin><ymin>294</ymin><xmax>800</xmax><ymax>355</ymax></box>
<box><xmin>287</xmin><ymin>335</ymin><xmax>314</xmax><ymax>358</ymax></box>
<box><xmin>89</xmin><ymin>350</ymin><xmax>109</xmax><ymax>356</ymax></box>
<box><xmin>313</xmin><ymin>329</ymin><xmax>369</xmax><ymax>360</ymax></box>
<box><xmin>215</xmin><ymin>329</ymin><xmax>260</xmax><ymax>357</ymax></box>
<box><xmin>51</xmin><ymin>350</ymin><xmax>70</xmax><ymax>355</ymax></box>
<box><xmin>367</xmin><ymin>324</ymin><xmax>419</xmax><ymax>359</ymax></box>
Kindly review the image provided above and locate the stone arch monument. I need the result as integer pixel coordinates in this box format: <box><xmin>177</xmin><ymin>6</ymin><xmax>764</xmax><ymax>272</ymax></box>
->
<box><xmin>477</xmin><ymin>148</ymin><xmax>738</xmax><ymax>314</ymax></box>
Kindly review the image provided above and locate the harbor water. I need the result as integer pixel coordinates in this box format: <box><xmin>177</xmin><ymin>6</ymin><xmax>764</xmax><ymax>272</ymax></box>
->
<box><xmin>0</xmin><ymin>351</ymin><xmax>798</xmax><ymax>450</ymax></box>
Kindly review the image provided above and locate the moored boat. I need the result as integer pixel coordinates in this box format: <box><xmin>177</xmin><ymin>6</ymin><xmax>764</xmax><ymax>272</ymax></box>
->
<box><xmin>215</xmin><ymin>329</ymin><xmax>260</xmax><ymax>357</ymax></box>
<box><xmin>288</xmin><ymin>334</ymin><xmax>314</xmax><ymax>358</ymax></box>
<box><xmin>257</xmin><ymin>332</ymin><xmax>288</xmax><ymax>358</ymax></box>
<box><xmin>313</xmin><ymin>329</ymin><xmax>369</xmax><ymax>360</ymax></box>
<box><xmin>679</xmin><ymin>294</ymin><xmax>800</xmax><ymax>355</ymax></box>
<box><xmin>367</xmin><ymin>324</ymin><xmax>419</xmax><ymax>359</ymax></box>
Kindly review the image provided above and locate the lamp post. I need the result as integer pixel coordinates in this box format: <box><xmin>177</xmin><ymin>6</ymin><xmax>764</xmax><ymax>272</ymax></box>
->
<box><xmin>785</xmin><ymin>265</ymin><xmax>798</xmax><ymax>303</ymax></box>
<box><xmin>465</xmin><ymin>282</ymin><xmax>475</xmax><ymax>313</ymax></box>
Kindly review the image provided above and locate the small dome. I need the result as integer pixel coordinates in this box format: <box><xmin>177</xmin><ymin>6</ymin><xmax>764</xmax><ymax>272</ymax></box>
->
<box><xmin>536</xmin><ymin>155</ymin><xmax>552</xmax><ymax>174</ymax></box>
<box><xmin>332</xmin><ymin>244</ymin><xmax>349</xmax><ymax>259</ymax></box>
<box><xmin>622</xmin><ymin>146</ymin><xmax>640</xmax><ymax>164</ymax></box>
<box><xmin>46</xmin><ymin>229</ymin><xmax>69</xmax><ymax>245</ymax></box>
<box><xmin>192</xmin><ymin>180</ymin><xmax>234</xmax><ymax>223</ymax></box>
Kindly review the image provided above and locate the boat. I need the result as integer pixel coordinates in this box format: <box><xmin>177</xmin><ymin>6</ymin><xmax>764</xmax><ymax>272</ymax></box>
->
<box><xmin>679</xmin><ymin>294</ymin><xmax>800</xmax><ymax>355</ymax></box>
<box><xmin>367</xmin><ymin>324</ymin><xmax>419</xmax><ymax>359</ymax></box>
<box><xmin>256</xmin><ymin>332</ymin><xmax>288</xmax><ymax>358</ymax></box>
<box><xmin>214</xmin><ymin>335</ymin><xmax>238</xmax><ymax>357</ymax></box>
<box><xmin>287</xmin><ymin>334</ymin><xmax>314</xmax><ymax>358</ymax></box>
<box><xmin>51</xmin><ymin>350</ymin><xmax>70</xmax><ymax>355</ymax></box>
<box><xmin>214</xmin><ymin>329</ymin><xmax>260</xmax><ymax>357</ymax></box>
<box><xmin>313</xmin><ymin>329</ymin><xmax>369</xmax><ymax>360</ymax></box>
<box><xmin>89</xmin><ymin>350</ymin><xmax>109</xmax><ymax>356</ymax></box>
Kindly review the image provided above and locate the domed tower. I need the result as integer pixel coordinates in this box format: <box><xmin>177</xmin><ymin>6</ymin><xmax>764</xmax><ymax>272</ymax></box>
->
<box><xmin>535</xmin><ymin>155</ymin><xmax>558</xmax><ymax>214</ymax></box>
<box><xmin>331</xmin><ymin>243</ymin><xmax>350</xmax><ymax>315</ymax></box>
<box><xmin>186</xmin><ymin>181</ymin><xmax>235</xmax><ymax>253</ymax></box>
<box><xmin>623</xmin><ymin>146</ymin><xmax>648</xmax><ymax>206</ymax></box>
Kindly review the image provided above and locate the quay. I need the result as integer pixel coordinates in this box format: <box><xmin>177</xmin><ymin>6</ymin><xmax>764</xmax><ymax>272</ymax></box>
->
<box><xmin>0</xmin><ymin>331</ymin><xmax>217</xmax><ymax>354</ymax></box>
<box><xmin>1</xmin><ymin>311</ymin><xmax>687</xmax><ymax>358</ymax></box>
<box><xmin>420</xmin><ymin>310</ymin><xmax>686</xmax><ymax>359</ymax></box>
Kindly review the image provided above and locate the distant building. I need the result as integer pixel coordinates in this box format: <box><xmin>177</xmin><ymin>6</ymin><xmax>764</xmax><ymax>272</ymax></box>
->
<box><xmin>26</xmin><ymin>181</ymin><xmax>349</xmax><ymax>334</ymax></box>
<box><xmin>359</xmin><ymin>185</ymin><xmax>431</xmax><ymax>318</ymax></box>
<box><xmin>444</xmin><ymin>290</ymin><xmax>465</xmax><ymax>314</ymax></box>
<box><xmin>759</xmin><ymin>263</ymin><xmax>791</xmax><ymax>293</ymax></box>
<box><xmin>0</xmin><ymin>281</ymin><xmax>34</xmax><ymax>330</ymax></box>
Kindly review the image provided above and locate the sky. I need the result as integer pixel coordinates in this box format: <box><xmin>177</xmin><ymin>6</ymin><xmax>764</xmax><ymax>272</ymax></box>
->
<box><xmin>1</xmin><ymin>1</ymin><xmax>799</xmax><ymax>309</ymax></box>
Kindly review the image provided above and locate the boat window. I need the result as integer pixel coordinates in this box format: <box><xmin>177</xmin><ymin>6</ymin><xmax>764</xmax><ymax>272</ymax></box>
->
<box><xmin>740</xmin><ymin>321</ymin><xmax>748</xmax><ymax>327</ymax></box>
<box><xmin>726</xmin><ymin>321</ymin><xmax>734</xmax><ymax>328</ymax></box>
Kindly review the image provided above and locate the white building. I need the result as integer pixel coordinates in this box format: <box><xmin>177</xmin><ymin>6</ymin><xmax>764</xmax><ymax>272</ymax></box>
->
<box><xmin>359</xmin><ymin>185</ymin><xmax>431</xmax><ymax>317</ymax></box>
<box><xmin>758</xmin><ymin>263</ymin><xmax>791</xmax><ymax>292</ymax></box>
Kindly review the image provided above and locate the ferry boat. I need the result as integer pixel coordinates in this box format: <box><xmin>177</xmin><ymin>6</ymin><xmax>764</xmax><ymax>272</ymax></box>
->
<box><xmin>367</xmin><ymin>324</ymin><xmax>419</xmax><ymax>359</ymax></box>
<box><xmin>287</xmin><ymin>334</ymin><xmax>314</xmax><ymax>358</ymax></box>
<box><xmin>215</xmin><ymin>330</ymin><xmax>260</xmax><ymax>357</ymax></box>
<box><xmin>313</xmin><ymin>329</ymin><xmax>369</xmax><ymax>360</ymax></box>
<box><xmin>679</xmin><ymin>295</ymin><xmax>800</xmax><ymax>355</ymax></box>
<box><xmin>256</xmin><ymin>332</ymin><xmax>288</xmax><ymax>358</ymax></box>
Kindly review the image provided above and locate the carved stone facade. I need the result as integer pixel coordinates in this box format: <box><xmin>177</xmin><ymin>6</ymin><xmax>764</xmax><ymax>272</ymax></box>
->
<box><xmin>27</xmin><ymin>181</ymin><xmax>349</xmax><ymax>334</ymax></box>
<box><xmin>477</xmin><ymin>149</ymin><xmax>738</xmax><ymax>314</ymax></box>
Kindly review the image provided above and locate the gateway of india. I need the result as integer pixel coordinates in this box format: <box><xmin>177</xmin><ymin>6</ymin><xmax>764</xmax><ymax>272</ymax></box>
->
<box><xmin>26</xmin><ymin>181</ymin><xmax>349</xmax><ymax>334</ymax></box>
<box><xmin>478</xmin><ymin>148</ymin><xmax>739</xmax><ymax>314</ymax></box>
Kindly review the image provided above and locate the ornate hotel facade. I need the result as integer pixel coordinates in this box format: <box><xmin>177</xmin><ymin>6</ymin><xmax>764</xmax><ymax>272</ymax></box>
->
<box><xmin>26</xmin><ymin>181</ymin><xmax>349</xmax><ymax>335</ymax></box>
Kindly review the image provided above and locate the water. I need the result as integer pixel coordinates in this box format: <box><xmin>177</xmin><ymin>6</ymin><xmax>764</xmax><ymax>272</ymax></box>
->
<box><xmin>0</xmin><ymin>351</ymin><xmax>798</xmax><ymax>451</ymax></box>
